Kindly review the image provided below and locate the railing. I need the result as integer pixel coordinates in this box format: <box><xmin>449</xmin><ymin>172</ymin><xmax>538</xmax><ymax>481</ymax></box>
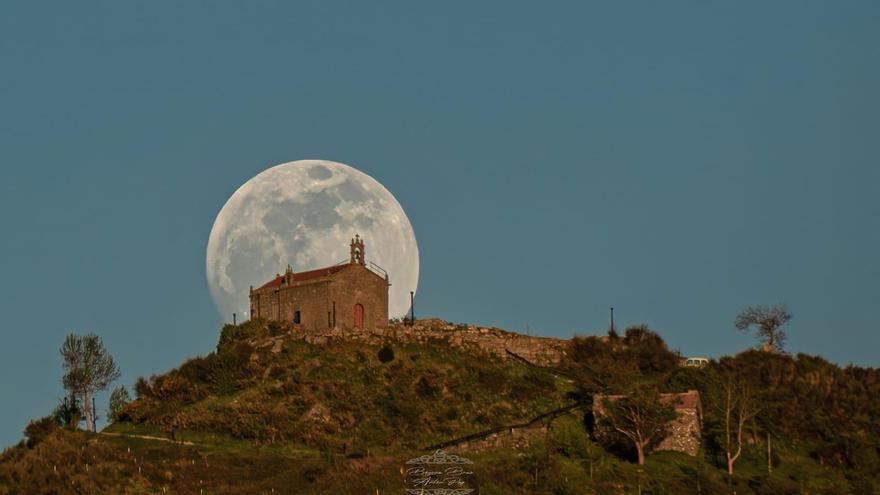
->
<box><xmin>330</xmin><ymin>258</ymin><xmax>388</xmax><ymax>279</ymax></box>
<box><xmin>367</xmin><ymin>261</ymin><xmax>387</xmax><ymax>279</ymax></box>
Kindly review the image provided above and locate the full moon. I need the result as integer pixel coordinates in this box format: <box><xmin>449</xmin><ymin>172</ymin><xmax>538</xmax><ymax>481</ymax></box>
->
<box><xmin>206</xmin><ymin>160</ymin><xmax>419</xmax><ymax>321</ymax></box>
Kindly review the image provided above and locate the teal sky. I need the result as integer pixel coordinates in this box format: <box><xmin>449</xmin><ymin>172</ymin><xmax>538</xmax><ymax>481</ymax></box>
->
<box><xmin>1</xmin><ymin>1</ymin><xmax>878</xmax><ymax>448</ymax></box>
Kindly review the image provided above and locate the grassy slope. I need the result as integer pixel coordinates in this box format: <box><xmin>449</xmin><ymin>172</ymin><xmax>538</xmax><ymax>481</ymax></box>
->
<box><xmin>117</xmin><ymin>328</ymin><xmax>571</xmax><ymax>454</ymax></box>
<box><xmin>0</xmin><ymin>321</ymin><xmax>869</xmax><ymax>494</ymax></box>
<box><xmin>1</xmin><ymin>416</ymin><xmax>850</xmax><ymax>495</ymax></box>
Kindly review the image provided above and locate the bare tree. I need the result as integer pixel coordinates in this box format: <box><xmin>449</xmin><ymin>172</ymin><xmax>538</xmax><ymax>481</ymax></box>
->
<box><xmin>734</xmin><ymin>304</ymin><xmax>792</xmax><ymax>352</ymax></box>
<box><xmin>597</xmin><ymin>387</ymin><xmax>677</xmax><ymax>465</ymax></box>
<box><xmin>60</xmin><ymin>333</ymin><xmax>121</xmax><ymax>432</ymax></box>
<box><xmin>717</xmin><ymin>373</ymin><xmax>760</xmax><ymax>476</ymax></box>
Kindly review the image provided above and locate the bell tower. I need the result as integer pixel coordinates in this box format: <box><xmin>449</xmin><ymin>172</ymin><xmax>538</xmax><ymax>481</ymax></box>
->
<box><xmin>350</xmin><ymin>234</ymin><xmax>366</xmax><ymax>265</ymax></box>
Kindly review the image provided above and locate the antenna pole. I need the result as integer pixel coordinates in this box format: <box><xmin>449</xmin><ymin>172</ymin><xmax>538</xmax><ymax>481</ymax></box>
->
<box><xmin>610</xmin><ymin>306</ymin><xmax>615</xmax><ymax>333</ymax></box>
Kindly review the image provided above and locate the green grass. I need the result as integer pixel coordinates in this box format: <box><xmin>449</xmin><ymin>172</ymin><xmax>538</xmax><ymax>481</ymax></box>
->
<box><xmin>121</xmin><ymin>333</ymin><xmax>572</xmax><ymax>456</ymax></box>
<box><xmin>4</xmin><ymin>320</ymin><xmax>877</xmax><ymax>494</ymax></box>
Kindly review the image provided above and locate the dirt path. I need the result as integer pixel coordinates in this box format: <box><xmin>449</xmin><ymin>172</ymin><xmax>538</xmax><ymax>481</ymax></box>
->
<box><xmin>99</xmin><ymin>431</ymin><xmax>195</xmax><ymax>446</ymax></box>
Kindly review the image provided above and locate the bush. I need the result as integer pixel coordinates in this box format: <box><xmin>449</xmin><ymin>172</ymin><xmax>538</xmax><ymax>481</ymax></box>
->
<box><xmin>24</xmin><ymin>416</ymin><xmax>58</xmax><ymax>447</ymax></box>
<box><xmin>107</xmin><ymin>385</ymin><xmax>132</xmax><ymax>422</ymax></box>
<box><xmin>134</xmin><ymin>376</ymin><xmax>152</xmax><ymax>398</ymax></box>
<box><xmin>415</xmin><ymin>376</ymin><xmax>439</xmax><ymax>399</ymax></box>
<box><xmin>52</xmin><ymin>395</ymin><xmax>81</xmax><ymax>429</ymax></box>
<box><xmin>551</xmin><ymin>416</ymin><xmax>591</xmax><ymax>459</ymax></box>
<box><xmin>217</xmin><ymin>319</ymin><xmax>292</xmax><ymax>352</ymax></box>
<box><xmin>377</xmin><ymin>345</ymin><xmax>395</xmax><ymax>363</ymax></box>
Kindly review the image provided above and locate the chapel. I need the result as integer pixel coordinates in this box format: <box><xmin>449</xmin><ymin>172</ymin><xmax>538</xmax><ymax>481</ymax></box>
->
<box><xmin>249</xmin><ymin>236</ymin><xmax>389</xmax><ymax>330</ymax></box>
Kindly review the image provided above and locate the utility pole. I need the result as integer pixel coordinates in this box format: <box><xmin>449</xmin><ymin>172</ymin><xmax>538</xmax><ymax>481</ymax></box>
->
<box><xmin>233</xmin><ymin>313</ymin><xmax>236</xmax><ymax>325</ymax></box>
<box><xmin>410</xmin><ymin>291</ymin><xmax>415</xmax><ymax>326</ymax></box>
<box><xmin>610</xmin><ymin>306</ymin><xmax>615</xmax><ymax>333</ymax></box>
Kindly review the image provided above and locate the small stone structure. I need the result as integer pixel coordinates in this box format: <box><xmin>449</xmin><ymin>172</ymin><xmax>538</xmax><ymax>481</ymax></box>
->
<box><xmin>249</xmin><ymin>236</ymin><xmax>389</xmax><ymax>331</ymax></box>
<box><xmin>592</xmin><ymin>390</ymin><xmax>702</xmax><ymax>456</ymax></box>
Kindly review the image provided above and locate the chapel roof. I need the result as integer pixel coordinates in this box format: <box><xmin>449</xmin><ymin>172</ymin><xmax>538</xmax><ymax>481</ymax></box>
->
<box><xmin>256</xmin><ymin>264</ymin><xmax>348</xmax><ymax>290</ymax></box>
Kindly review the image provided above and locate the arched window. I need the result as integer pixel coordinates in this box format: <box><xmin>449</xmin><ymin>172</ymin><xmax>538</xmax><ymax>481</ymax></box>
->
<box><xmin>353</xmin><ymin>303</ymin><xmax>365</xmax><ymax>329</ymax></box>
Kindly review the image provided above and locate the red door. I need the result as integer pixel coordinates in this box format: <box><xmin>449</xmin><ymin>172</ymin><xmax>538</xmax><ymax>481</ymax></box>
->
<box><xmin>353</xmin><ymin>303</ymin><xmax>365</xmax><ymax>328</ymax></box>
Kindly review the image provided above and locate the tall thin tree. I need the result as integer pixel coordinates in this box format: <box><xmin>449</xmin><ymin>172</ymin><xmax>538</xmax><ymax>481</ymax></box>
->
<box><xmin>716</xmin><ymin>372</ymin><xmax>760</xmax><ymax>476</ymax></box>
<box><xmin>60</xmin><ymin>333</ymin><xmax>120</xmax><ymax>432</ymax></box>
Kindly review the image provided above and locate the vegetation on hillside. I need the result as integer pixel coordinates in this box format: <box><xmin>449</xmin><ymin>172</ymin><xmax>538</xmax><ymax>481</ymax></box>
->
<box><xmin>1</xmin><ymin>318</ymin><xmax>879</xmax><ymax>494</ymax></box>
<box><xmin>121</xmin><ymin>319</ymin><xmax>568</xmax><ymax>453</ymax></box>
<box><xmin>60</xmin><ymin>332</ymin><xmax>121</xmax><ymax>432</ymax></box>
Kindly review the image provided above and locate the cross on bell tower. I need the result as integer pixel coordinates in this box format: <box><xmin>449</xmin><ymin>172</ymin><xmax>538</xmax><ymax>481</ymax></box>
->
<box><xmin>350</xmin><ymin>234</ymin><xmax>366</xmax><ymax>265</ymax></box>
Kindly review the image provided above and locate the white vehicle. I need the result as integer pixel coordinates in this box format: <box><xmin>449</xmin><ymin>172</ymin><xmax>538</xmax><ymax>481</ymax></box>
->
<box><xmin>684</xmin><ymin>357</ymin><xmax>710</xmax><ymax>367</ymax></box>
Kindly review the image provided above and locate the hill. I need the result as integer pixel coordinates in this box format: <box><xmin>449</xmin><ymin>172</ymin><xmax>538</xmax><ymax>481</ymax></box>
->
<box><xmin>1</xmin><ymin>319</ymin><xmax>879</xmax><ymax>494</ymax></box>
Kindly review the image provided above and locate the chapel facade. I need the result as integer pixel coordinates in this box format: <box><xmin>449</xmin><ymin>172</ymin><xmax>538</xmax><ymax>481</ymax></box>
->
<box><xmin>248</xmin><ymin>236</ymin><xmax>390</xmax><ymax>330</ymax></box>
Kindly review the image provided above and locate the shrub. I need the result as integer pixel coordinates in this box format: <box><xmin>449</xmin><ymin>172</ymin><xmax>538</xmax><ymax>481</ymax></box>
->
<box><xmin>268</xmin><ymin>320</ymin><xmax>285</xmax><ymax>337</ymax></box>
<box><xmin>134</xmin><ymin>376</ymin><xmax>152</xmax><ymax>398</ymax></box>
<box><xmin>415</xmin><ymin>376</ymin><xmax>439</xmax><ymax>399</ymax></box>
<box><xmin>551</xmin><ymin>416</ymin><xmax>590</xmax><ymax>459</ymax></box>
<box><xmin>377</xmin><ymin>345</ymin><xmax>395</xmax><ymax>363</ymax></box>
<box><xmin>178</xmin><ymin>356</ymin><xmax>214</xmax><ymax>383</ymax></box>
<box><xmin>107</xmin><ymin>385</ymin><xmax>132</xmax><ymax>422</ymax></box>
<box><xmin>269</xmin><ymin>365</ymin><xmax>286</xmax><ymax>380</ymax></box>
<box><xmin>52</xmin><ymin>395</ymin><xmax>81</xmax><ymax>429</ymax></box>
<box><xmin>24</xmin><ymin>416</ymin><xmax>58</xmax><ymax>447</ymax></box>
<box><xmin>151</xmin><ymin>374</ymin><xmax>201</xmax><ymax>402</ymax></box>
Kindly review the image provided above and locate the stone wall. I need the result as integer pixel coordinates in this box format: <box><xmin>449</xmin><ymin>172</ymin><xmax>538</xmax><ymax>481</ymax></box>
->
<box><xmin>283</xmin><ymin>318</ymin><xmax>568</xmax><ymax>366</ymax></box>
<box><xmin>250</xmin><ymin>263</ymin><xmax>388</xmax><ymax>331</ymax></box>
<box><xmin>252</xmin><ymin>279</ymin><xmax>333</xmax><ymax>330</ymax></box>
<box><xmin>327</xmin><ymin>263</ymin><xmax>389</xmax><ymax>330</ymax></box>
<box><xmin>451</xmin><ymin>424</ymin><xmax>549</xmax><ymax>454</ymax></box>
<box><xmin>656</xmin><ymin>407</ymin><xmax>701</xmax><ymax>456</ymax></box>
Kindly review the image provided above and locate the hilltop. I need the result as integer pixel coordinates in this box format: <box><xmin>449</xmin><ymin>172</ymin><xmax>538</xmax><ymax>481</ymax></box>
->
<box><xmin>1</xmin><ymin>319</ymin><xmax>879</xmax><ymax>494</ymax></box>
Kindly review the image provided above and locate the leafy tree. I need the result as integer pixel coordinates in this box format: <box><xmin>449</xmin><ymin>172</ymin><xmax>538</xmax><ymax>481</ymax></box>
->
<box><xmin>60</xmin><ymin>333</ymin><xmax>121</xmax><ymax>432</ymax></box>
<box><xmin>623</xmin><ymin>325</ymin><xmax>680</xmax><ymax>374</ymax></box>
<box><xmin>597</xmin><ymin>386</ymin><xmax>677</xmax><ymax>465</ymax></box>
<box><xmin>52</xmin><ymin>394</ymin><xmax>82</xmax><ymax>429</ymax></box>
<box><xmin>734</xmin><ymin>304</ymin><xmax>792</xmax><ymax>352</ymax></box>
<box><xmin>106</xmin><ymin>385</ymin><xmax>131</xmax><ymax>423</ymax></box>
<box><xmin>569</xmin><ymin>336</ymin><xmax>639</xmax><ymax>394</ymax></box>
<box><xmin>569</xmin><ymin>325</ymin><xmax>679</xmax><ymax>395</ymax></box>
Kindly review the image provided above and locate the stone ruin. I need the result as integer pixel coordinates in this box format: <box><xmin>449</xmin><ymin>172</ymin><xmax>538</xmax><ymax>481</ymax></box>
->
<box><xmin>591</xmin><ymin>390</ymin><xmax>703</xmax><ymax>457</ymax></box>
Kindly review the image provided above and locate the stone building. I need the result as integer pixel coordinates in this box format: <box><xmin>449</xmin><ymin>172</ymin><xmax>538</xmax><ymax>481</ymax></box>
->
<box><xmin>249</xmin><ymin>236</ymin><xmax>390</xmax><ymax>330</ymax></box>
<box><xmin>592</xmin><ymin>390</ymin><xmax>702</xmax><ymax>456</ymax></box>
